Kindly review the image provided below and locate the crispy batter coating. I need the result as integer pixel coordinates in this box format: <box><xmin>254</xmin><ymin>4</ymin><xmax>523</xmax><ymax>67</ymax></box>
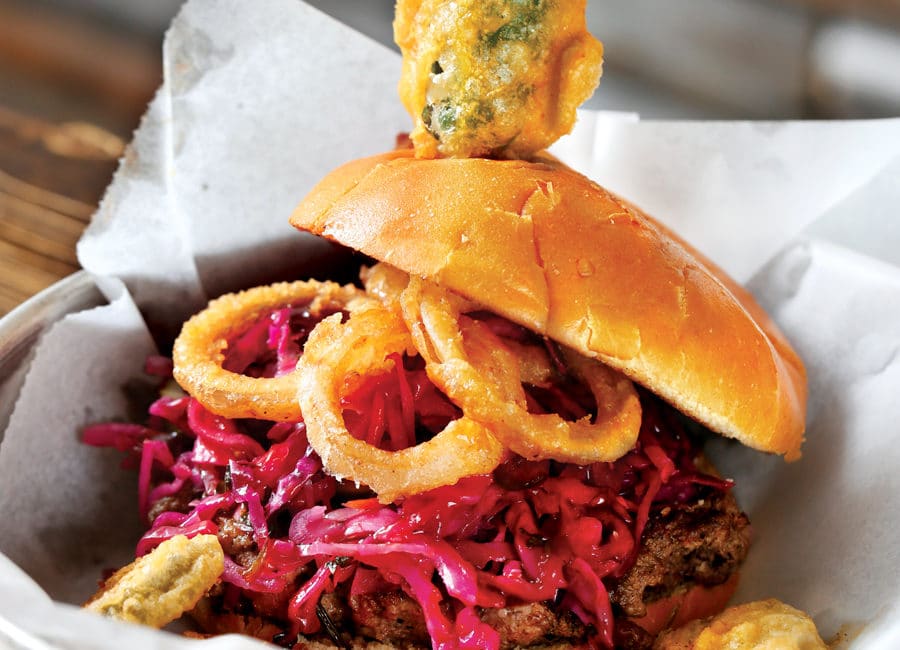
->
<box><xmin>654</xmin><ymin>599</ymin><xmax>827</xmax><ymax>650</ymax></box>
<box><xmin>172</xmin><ymin>280</ymin><xmax>370</xmax><ymax>422</ymax></box>
<box><xmin>84</xmin><ymin>534</ymin><xmax>224</xmax><ymax>629</ymax></box>
<box><xmin>395</xmin><ymin>0</ymin><xmax>603</xmax><ymax>159</ymax></box>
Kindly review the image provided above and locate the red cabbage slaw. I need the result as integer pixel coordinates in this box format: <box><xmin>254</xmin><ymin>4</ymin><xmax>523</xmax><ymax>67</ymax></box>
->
<box><xmin>83</xmin><ymin>305</ymin><xmax>732</xmax><ymax>650</ymax></box>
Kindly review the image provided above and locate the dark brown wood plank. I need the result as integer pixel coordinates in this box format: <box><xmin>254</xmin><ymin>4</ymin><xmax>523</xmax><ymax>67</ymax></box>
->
<box><xmin>0</xmin><ymin>238</ymin><xmax>78</xmax><ymax>314</ymax></box>
<box><xmin>0</xmin><ymin>0</ymin><xmax>164</xmax><ymax>316</ymax></box>
<box><xmin>0</xmin><ymin>107</ymin><xmax>123</xmax><ymax>206</ymax></box>
<box><xmin>0</xmin><ymin>106</ymin><xmax>126</xmax><ymax>316</ymax></box>
<box><xmin>0</xmin><ymin>191</ymin><xmax>85</xmax><ymax>265</ymax></box>
<box><xmin>0</xmin><ymin>168</ymin><xmax>95</xmax><ymax>223</ymax></box>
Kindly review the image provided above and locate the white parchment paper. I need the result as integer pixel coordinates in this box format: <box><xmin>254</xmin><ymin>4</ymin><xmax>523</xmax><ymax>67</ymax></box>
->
<box><xmin>2</xmin><ymin>0</ymin><xmax>899</xmax><ymax>647</ymax></box>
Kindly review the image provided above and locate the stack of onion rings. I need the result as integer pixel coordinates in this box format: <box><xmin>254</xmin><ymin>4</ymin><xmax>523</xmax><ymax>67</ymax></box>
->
<box><xmin>398</xmin><ymin>275</ymin><xmax>643</xmax><ymax>464</ymax></box>
<box><xmin>295</xmin><ymin>303</ymin><xmax>504</xmax><ymax>503</ymax></box>
<box><xmin>173</xmin><ymin>267</ymin><xmax>643</xmax><ymax>499</ymax></box>
<box><xmin>173</xmin><ymin>281</ymin><xmax>371</xmax><ymax>422</ymax></box>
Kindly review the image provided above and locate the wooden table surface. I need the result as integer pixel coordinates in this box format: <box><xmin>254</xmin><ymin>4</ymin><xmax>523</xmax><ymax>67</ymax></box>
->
<box><xmin>0</xmin><ymin>105</ymin><xmax>124</xmax><ymax>317</ymax></box>
<box><xmin>0</xmin><ymin>0</ymin><xmax>161</xmax><ymax>318</ymax></box>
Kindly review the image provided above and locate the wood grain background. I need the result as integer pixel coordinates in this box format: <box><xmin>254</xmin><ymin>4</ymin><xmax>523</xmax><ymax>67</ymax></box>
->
<box><xmin>0</xmin><ymin>0</ymin><xmax>160</xmax><ymax>316</ymax></box>
<box><xmin>0</xmin><ymin>107</ymin><xmax>123</xmax><ymax>315</ymax></box>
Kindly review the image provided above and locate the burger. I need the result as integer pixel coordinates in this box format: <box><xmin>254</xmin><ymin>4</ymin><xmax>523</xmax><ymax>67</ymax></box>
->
<box><xmin>289</xmin><ymin>148</ymin><xmax>807</xmax><ymax>648</ymax></box>
<box><xmin>81</xmin><ymin>2</ymin><xmax>807</xmax><ymax>647</ymax></box>
<box><xmin>83</xmin><ymin>144</ymin><xmax>806</xmax><ymax>650</ymax></box>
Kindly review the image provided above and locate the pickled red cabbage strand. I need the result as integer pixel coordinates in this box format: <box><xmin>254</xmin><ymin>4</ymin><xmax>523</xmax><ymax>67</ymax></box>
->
<box><xmin>84</xmin><ymin>305</ymin><xmax>731</xmax><ymax>650</ymax></box>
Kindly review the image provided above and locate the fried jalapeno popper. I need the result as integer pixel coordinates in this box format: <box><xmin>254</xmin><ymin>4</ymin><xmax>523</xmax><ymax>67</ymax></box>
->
<box><xmin>81</xmin><ymin>2</ymin><xmax>824</xmax><ymax>648</ymax></box>
<box><xmin>84</xmin><ymin>535</ymin><xmax>224</xmax><ymax>629</ymax></box>
<box><xmin>395</xmin><ymin>0</ymin><xmax>603</xmax><ymax>158</ymax></box>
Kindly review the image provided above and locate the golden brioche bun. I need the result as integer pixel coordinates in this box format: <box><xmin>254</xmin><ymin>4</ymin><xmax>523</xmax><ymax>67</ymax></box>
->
<box><xmin>290</xmin><ymin>149</ymin><xmax>807</xmax><ymax>460</ymax></box>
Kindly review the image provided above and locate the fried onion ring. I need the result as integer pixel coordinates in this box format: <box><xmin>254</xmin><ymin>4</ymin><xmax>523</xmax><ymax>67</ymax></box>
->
<box><xmin>296</xmin><ymin>303</ymin><xmax>504</xmax><ymax>503</ymax></box>
<box><xmin>173</xmin><ymin>281</ymin><xmax>371</xmax><ymax>421</ymax></box>
<box><xmin>360</xmin><ymin>262</ymin><xmax>410</xmax><ymax>306</ymax></box>
<box><xmin>400</xmin><ymin>277</ymin><xmax>642</xmax><ymax>464</ymax></box>
<box><xmin>365</xmin><ymin>263</ymin><xmax>556</xmax><ymax>388</ymax></box>
<box><xmin>502</xmin><ymin>338</ymin><xmax>557</xmax><ymax>388</ymax></box>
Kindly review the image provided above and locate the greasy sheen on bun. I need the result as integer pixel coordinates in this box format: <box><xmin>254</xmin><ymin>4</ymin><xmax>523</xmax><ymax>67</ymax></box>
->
<box><xmin>290</xmin><ymin>149</ymin><xmax>807</xmax><ymax>460</ymax></box>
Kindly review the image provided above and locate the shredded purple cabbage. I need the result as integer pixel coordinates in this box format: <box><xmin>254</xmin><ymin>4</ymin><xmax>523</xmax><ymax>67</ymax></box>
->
<box><xmin>83</xmin><ymin>304</ymin><xmax>731</xmax><ymax>650</ymax></box>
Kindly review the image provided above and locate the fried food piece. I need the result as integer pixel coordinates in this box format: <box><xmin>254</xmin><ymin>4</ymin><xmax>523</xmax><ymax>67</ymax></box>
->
<box><xmin>395</xmin><ymin>0</ymin><xmax>603</xmax><ymax>159</ymax></box>
<box><xmin>296</xmin><ymin>304</ymin><xmax>504</xmax><ymax>503</ymax></box>
<box><xmin>654</xmin><ymin>599</ymin><xmax>827</xmax><ymax>650</ymax></box>
<box><xmin>173</xmin><ymin>280</ymin><xmax>370</xmax><ymax>422</ymax></box>
<box><xmin>399</xmin><ymin>276</ymin><xmax>642</xmax><ymax>464</ymax></box>
<box><xmin>84</xmin><ymin>534</ymin><xmax>224</xmax><ymax>629</ymax></box>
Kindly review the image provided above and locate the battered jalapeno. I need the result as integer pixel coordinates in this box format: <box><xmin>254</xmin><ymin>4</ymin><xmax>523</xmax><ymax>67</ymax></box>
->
<box><xmin>395</xmin><ymin>0</ymin><xmax>603</xmax><ymax>159</ymax></box>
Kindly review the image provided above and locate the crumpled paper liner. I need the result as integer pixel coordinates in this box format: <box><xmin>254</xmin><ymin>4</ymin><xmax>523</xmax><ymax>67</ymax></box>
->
<box><xmin>1</xmin><ymin>0</ymin><xmax>899</xmax><ymax>647</ymax></box>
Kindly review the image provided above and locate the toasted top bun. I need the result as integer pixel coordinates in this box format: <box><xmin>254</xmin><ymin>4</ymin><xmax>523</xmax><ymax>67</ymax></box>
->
<box><xmin>290</xmin><ymin>149</ymin><xmax>807</xmax><ymax>460</ymax></box>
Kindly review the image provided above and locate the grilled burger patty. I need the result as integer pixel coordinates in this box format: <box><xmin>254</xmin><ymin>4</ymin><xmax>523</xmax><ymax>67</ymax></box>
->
<box><xmin>195</xmin><ymin>487</ymin><xmax>750</xmax><ymax>650</ymax></box>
